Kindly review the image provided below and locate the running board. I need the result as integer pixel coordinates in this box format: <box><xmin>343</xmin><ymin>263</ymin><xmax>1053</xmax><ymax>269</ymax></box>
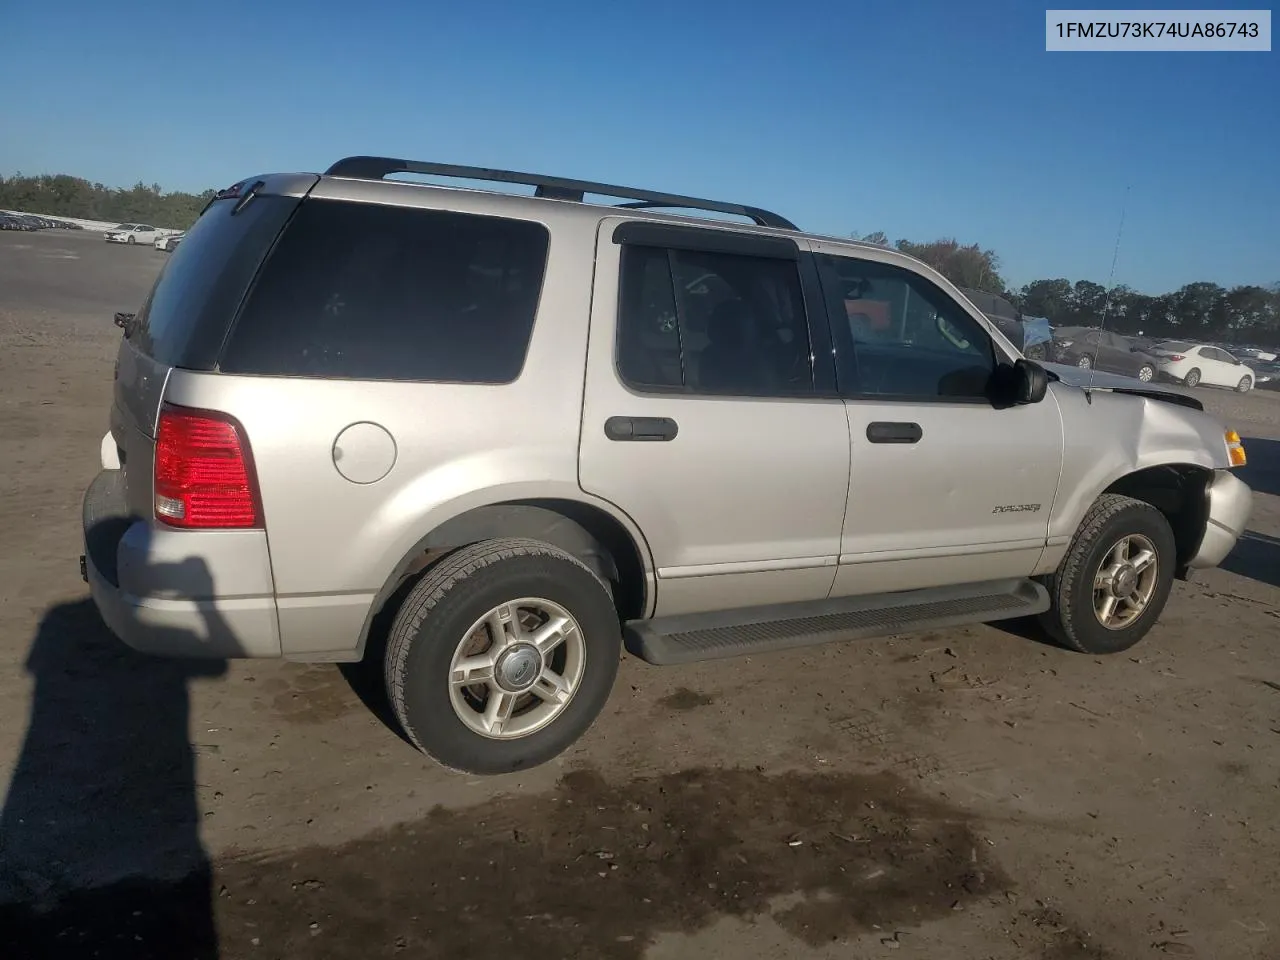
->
<box><xmin>624</xmin><ymin>578</ymin><xmax>1050</xmax><ymax>666</ymax></box>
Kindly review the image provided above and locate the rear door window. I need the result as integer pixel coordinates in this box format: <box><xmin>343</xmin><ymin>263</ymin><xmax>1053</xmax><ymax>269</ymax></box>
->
<box><xmin>615</xmin><ymin>244</ymin><xmax>815</xmax><ymax>397</ymax></box>
<box><xmin>219</xmin><ymin>199</ymin><xmax>551</xmax><ymax>383</ymax></box>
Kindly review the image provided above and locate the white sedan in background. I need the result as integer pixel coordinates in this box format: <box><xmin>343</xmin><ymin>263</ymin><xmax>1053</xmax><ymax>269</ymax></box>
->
<box><xmin>154</xmin><ymin>231</ymin><xmax>185</xmax><ymax>252</ymax></box>
<box><xmin>104</xmin><ymin>223</ymin><xmax>160</xmax><ymax>245</ymax></box>
<box><xmin>1151</xmin><ymin>341</ymin><xmax>1256</xmax><ymax>392</ymax></box>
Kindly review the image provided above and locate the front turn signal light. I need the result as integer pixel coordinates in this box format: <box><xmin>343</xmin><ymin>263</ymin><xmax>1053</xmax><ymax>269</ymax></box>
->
<box><xmin>1226</xmin><ymin>429</ymin><xmax>1247</xmax><ymax>467</ymax></box>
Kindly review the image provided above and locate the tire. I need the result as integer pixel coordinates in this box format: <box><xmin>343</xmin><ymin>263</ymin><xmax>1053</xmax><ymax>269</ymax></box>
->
<box><xmin>1137</xmin><ymin>364</ymin><xmax>1154</xmax><ymax>383</ymax></box>
<box><xmin>1184</xmin><ymin>368</ymin><xmax>1201</xmax><ymax>387</ymax></box>
<box><xmin>1237</xmin><ymin>376</ymin><xmax>1252</xmax><ymax>393</ymax></box>
<box><xmin>384</xmin><ymin>537</ymin><xmax>622</xmax><ymax>775</ymax></box>
<box><xmin>126</xmin><ymin>235</ymin><xmax>135</xmax><ymax>244</ymax></box>
<box><xmin>1076</xmin><ymin>355</ymin><xmax>1092</xmax><ymax>369</ymax></box>
<box><xmin>1037</xmin><ymin>494</ymin><xmax>1176</xmax><ymax>655</ymax></box>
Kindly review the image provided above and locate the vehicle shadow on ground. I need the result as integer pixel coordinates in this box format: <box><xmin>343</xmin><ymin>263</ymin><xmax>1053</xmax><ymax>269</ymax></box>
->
<box><xmin>0</xmin><ymin>583</ymin><xmax>228</xmax><ymax>957</ymax></box>
<box><xmin>336</xmin><ymin>577</ymin><xmax>415</xmax><ymax>747</ymax></box>
<box><xmin>1221</xmin><ymin>530</ymin><xmax>1280</xmax><ymax>589</ymax></box>
<box><xmin>1218</xmin><ymin>437</ymin><xmax>1280</xmax><ymax>588</ymax></box>
<box><xmin>1239</xmin><ymin>436</ymin><xmax>1279</xmax><ymax>498</ymax></box>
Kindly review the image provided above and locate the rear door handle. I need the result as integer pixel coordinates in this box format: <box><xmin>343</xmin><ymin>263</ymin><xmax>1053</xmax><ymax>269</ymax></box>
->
<box><xmin>604</xmin><ymin>416</ymin><xmax>679</xmax><ymax>442</ymax></box>
<box><xmin>866</xmin><ymin>421</ymin><xmax>922</xmax><ymax>444</ymax></box>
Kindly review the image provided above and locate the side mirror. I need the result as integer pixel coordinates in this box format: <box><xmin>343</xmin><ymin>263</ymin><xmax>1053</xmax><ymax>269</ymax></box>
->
<box><xmin>1014</xmin><ymin>357</ymin><xmax>1048</xmax><ymax>404</ymax></box>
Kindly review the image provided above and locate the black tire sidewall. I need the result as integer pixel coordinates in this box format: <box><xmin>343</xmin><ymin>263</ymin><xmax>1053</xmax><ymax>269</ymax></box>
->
<box><xmin>1063</xmin><ymin>505</ymin><xmax>1176</xmax><ymax>655</ymax></box>
<box><xmin>1238</xmin><ymin>377</ymin><xmax>1251</xmax><ymax>392</ymax></box>
<box><xmin>1185</xmin><ymin>369</ymin><xmax>1200</xmax><ymax>386</ymax></box>
<box><xmin>396</xmin><ymin>554</ymin><xmax>621</xmax><ymax>775</ymax></box>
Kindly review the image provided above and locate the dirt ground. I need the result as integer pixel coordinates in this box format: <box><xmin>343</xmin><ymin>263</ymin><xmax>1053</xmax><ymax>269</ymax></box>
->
<box><xmin>1</xmin><ymin>228</ymin><xmax>1278</xmax><ymax>960</ymax></box>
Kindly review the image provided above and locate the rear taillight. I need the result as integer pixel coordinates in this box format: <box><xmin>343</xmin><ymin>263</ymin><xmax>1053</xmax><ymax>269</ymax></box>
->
<box><xmin>1165</xmin><ymin>354</ymin><xmax>1184</xmax><ymax>361</ymax></box>
<box><xmin>154</xmin><ymin>405</ymin><xmax>262</xmax><ymax>529</ymax></box>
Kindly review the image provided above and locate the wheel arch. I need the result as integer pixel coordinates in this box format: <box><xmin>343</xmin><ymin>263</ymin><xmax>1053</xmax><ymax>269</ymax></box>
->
<box><xmin>355</xmin><ymin>498</ymin><xmax>654</xmax><ymax>661</ymax></box>
<box><xmin>1100</xmin><ymin>463</ymin><xmax>1213</xmax><ymax>579</ymax></box>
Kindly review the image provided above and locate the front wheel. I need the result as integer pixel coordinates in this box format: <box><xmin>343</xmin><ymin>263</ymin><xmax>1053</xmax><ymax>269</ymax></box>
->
<box><xmin>384</xmin><ymin>537</ymin><xmax>622</xmax><ymax>775</ymax></box>
<box><xmin>1037</xmin><ymin>494</ymin><xmax>1176</xmax><ymax>655</ymax></box>
<box><xmin>1184</xmin><ymin>368</ymin><xmax>1201</xmax><ymax>387</ymax></box>
<box><xmin>126</xmin><ymin>235</ymin><xmax>135</xmax><ymax>244</ymax></box>
<box><xmin>1237</xmin><ymin>376</ymin><xmax>1252</xmax><ymax>393</ymax></box>
<box><xmin>1137</xmin><ymin>364</ymin><xmax>1154</xmax><ymax>382</ymax></box>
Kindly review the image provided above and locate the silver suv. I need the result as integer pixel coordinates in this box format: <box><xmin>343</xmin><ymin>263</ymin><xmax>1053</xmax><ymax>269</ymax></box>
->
<box><xmin>81</xmin><ymin>156</ymin><xmax>1254</xmax><ymax>775</ymax></box>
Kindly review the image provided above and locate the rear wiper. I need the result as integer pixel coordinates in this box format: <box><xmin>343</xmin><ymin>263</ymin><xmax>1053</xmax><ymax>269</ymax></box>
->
<box><xmin>196</xmin><ymin>178</ymin><xmax>266</xmax><ymax>219</ymax></box>
<box><xmin>231</xmin><ymin>179</ymin><xmax>265</xmax><ymax>216</ymax></box>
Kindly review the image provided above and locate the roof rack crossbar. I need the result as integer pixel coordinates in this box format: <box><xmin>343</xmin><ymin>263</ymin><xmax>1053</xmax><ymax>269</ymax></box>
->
<box><xmin>323</xmin><ymin>156</ymin><xmax>799</xmax><ymax>230</ymax></box>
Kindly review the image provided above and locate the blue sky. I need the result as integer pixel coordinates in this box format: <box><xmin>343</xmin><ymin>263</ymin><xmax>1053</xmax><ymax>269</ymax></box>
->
<box><xmin>2</xmin><ymin>0</ymin><xmax>1275</xmax><ymax>294</ymax></box>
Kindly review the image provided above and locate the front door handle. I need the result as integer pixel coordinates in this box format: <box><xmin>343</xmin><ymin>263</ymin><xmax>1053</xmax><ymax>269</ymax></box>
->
<box><xmin>605</xmin><ymin>416</ymin><xmax>679</xmax><ymax>442</ymax></box>
<box><xmin>866</xmin><ymin>421</ymin><xmax>922</xmax><ymax>444</ymax></box>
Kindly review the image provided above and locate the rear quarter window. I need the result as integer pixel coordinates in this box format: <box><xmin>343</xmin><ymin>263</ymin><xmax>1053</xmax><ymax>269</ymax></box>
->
<box><xmin>218</xmin><ymin>199</ymin><xmax>551</xmax><ymax>383</ymax></box>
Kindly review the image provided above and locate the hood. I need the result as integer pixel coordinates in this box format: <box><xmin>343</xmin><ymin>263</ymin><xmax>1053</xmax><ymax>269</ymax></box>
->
<box><xmin>1042</xmin><ymin>361</ymin><xmax>1204</xmax><ymax>411</ymax></box>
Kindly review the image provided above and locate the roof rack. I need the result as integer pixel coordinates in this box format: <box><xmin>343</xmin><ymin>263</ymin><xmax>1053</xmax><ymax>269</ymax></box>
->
<box><xmin>323</xmin><ymin>156</ymin><xmax>799</xmax><ymax>230</ymax></box>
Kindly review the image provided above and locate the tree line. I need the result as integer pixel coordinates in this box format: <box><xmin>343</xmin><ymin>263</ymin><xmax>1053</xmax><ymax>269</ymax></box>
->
<box><xmin>2</xmin><ymin>172</ymin><xmax>1275</xmax><ymax>348</ymax></box>
<box><xmin>0</xmin><ymin>173</ymin><xmax>214</xmax><ymax>230</ymax></box>
<box><xmin>852</xmin><ymin>232</ymin><xmax>1280</xmax><ymax>348</ymax></box>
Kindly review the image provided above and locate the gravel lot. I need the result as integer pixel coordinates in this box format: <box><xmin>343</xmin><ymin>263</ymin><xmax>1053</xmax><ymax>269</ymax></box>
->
<box><xmin>1</xmin><ymin>228</ymin><xmax>1278</xmax><ymax>960</ymax></box>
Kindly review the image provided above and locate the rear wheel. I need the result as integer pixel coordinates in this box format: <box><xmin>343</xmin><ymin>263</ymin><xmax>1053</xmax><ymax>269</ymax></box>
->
<box><xmin>1237</xmin><ymin>376</ymin><xmax>1252</xmax><ymax>393</ymax></box>
<box><xmin>384</xmin><ymin>538</ymin><xmax>622</xmax><ymax>775</ymax></box>
<box><xmin>1037</xmin><ymin>494</ymin><xmax>1176</xmax><ymax>655</ymax></box>
<box><xmin>1184</xmin><ymin>368</ymin><xmax>1201</xmax><ymax>387</ymax></box>
<box><xmin>1137</xmin><ymin>364</ymin><xmax>1154</xmax><ymax>382</ymax></box>
<box><xmin>1076</xmin><ymin>355</ymin><xmax>1092</xmax><ymax>369</ymax></box>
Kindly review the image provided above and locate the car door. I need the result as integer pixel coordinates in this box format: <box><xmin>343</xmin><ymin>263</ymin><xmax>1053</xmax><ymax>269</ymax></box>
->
<box><xmin>1213</xmin><ymin>347</ymin><xmax>1245</xmax><ymax>386</ymax></box>
<box><xmin>578</xmin><ymin>219</ymin><xmax>851</xmax><ymax>617</ymax></box>
<box><xmin>1103</xmin><ymin>331</ymin><xmax>1139</xmax><ymax>376</ymax></box>
<box><xmin>1089</xmin><ymin>331</ymin><xmax>1118</xmax><ymax>373</ymax></box>
<box><xmin>809</xmin><ymin>242</ymin><xmax>1065</xmax><ymax>597</ymax></box>
<box><xmin>1197</xmin><ymin>346</ymin><xmax>1228</xmax><ymax>385</ymax></box>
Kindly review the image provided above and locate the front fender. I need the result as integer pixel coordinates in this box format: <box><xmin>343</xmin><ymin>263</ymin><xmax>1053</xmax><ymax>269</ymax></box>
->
<box><xmin>1048</xmin><ymin>383</ymin><xmax>1230</xmax><ymax>543</ymax></box>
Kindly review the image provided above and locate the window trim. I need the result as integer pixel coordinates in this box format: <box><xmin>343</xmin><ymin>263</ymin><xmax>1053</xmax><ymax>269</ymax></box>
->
<box><xmin>611</xmin><ymin>220</ymin><xmax>800</xmax><ymax>261</ymax></box>
<box><xmin>611</xmin><ymin>233</ymin><xmax>833</xmax><ymax>401</ymax></box>
<box><xmin>813</xmin><ymin>251</ymin><xmax>1003</xmax><ymax>406</ymax></box>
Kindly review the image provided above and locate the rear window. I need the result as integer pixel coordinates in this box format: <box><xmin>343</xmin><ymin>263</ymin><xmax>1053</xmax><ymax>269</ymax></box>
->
<box><xmin>1157</xmin><ymin>341</ymin><xmax>1193</xmax><ymax>352</ymax></box>
<box><xmin>218</xmin><ymin>199</ymin><xmax>551</xmax><ymax>383</ymax></box>
<box><xmin>131</xmin><ymin>195</ymin><xmax>301</xmax><ymax>369</ymax></box>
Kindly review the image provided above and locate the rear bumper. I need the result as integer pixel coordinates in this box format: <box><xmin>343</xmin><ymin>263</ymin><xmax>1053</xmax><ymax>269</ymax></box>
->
<box><xmin>81</xmin><ymin>469</ymin><xmax>283</xmax><ymax>658</ymax></box>
<box><xmin>1186</xmin><ymin>469</ymin><xmax>1253</xmax><ymax>570</ymax></box>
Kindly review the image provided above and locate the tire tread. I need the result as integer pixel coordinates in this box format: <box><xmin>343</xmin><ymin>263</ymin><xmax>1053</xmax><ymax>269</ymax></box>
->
<box><xmin>384</xmin><ymin>537</ymin><xmax>607</xmax><ymax>767</ymax></box>
<box><xmin>1042</xmin><ymin>494</ymin><xmax>1168</xmax><ymax>654</ymax></box>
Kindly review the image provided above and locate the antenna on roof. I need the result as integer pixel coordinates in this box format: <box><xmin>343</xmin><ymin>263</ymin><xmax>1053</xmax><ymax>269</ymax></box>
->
<box><xmin>1085</xmin><ymin>184</ymin><xmax>1131</xmax><ymax>403</ymax></box>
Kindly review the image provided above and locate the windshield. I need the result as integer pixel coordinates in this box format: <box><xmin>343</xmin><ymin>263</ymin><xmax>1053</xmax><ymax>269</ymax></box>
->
<box><xmin>115</xmin><ymin>223</ymin><xmax>136</xmax><ymax>230</ymax></box>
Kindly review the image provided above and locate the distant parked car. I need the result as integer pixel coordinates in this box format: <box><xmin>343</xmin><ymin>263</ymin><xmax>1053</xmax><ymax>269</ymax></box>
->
<box><xmin>0</xmin><ymin>213</ymin><xmax>39</xmax><ymax>232</ymax></box>
<box><xmin>1150</xmin><ymin>341</ymin><xmax>1256</xmax><ymax>392</ymax></box>
<box><xmin>1253</xmin><ymin>360</ymin><xmax>1280</xmax><ymax>390</ymax></box>
<box><xmin>154</xmin><ymin>231</ymin><xmax>185</xmax><ymax>252</ymax></box>
<box><xmin>1236</xmin><ymin>346</ymin><xmax>1278</xmax><ymax>363</ymax></box>
<box><xmin>104</xmin><ymin>223</ymin><xmax>160</xmax><ymax>245</ymax></box>
<box><xmin>1050</xmin><ymin>326</ymin><xmax>1159</xmax><ymax>382</ymax></box>
<box><xmin>955</xmin><ymin>287</ymin><xmax>1050</xmax><ymax>359</ymax></box>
